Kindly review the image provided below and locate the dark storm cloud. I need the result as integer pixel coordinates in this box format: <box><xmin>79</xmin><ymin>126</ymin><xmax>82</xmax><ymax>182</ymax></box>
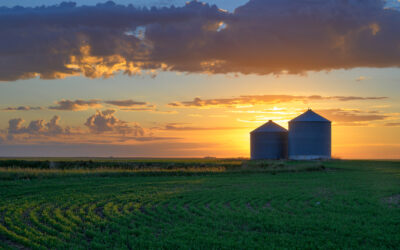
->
<box><xmin>0</xmin><ymin>0</ymin><xmax>399</xmax><ymax>81</ymax></box>
<box><xmin>0</xmin><ymin>1</ymin><xmax>227</xmax><ymax>81</ymax></box>
<box><xmin>168</xmin><ymin>95</ymin><xmax>388</xmax><ymax>108</ymax></box>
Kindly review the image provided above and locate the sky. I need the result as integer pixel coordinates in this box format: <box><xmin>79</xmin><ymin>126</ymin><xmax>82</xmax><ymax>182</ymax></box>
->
<box><xmin>0</xmin><ymin>0</ymin><xmax>399</xmax><ymax>159</ymax></box>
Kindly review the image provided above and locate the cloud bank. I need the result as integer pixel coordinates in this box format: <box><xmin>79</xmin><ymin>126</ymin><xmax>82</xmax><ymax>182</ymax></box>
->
<box><xmin>49</xmin><ymin>99</ymin><xmax>102</xmax><ymax>110</ymax></box>
<box><xmin>85</xmin><ymin>109</ymin><xmax>144</xmax><ymax>135</ymax></box>
<box><xmin>317</xmin><ymin>109</ymin><xmax>388</xmax><ymax>125</ymax></box>
<box><xmin>236</xmin><ymin>107</ymin><xmax>394</xmax><ymax>126</ymax></box>
<box><xmin>161</xmin><ymin>123</ymin><xmax>246</xmax><ymax>131</ymax></box>
<box><xmin>0</xmin><ymin>0</ymin><xmax>399</xmax><ymax>81</ymax></box>
<box><xmin>2</xmin><ymin>106</ymin><xmax>42</xmax><ymax>111</ymax></box>
<box><xmin>104</xmin><ymin>99</ymin><xmax>148</xmax><ymax>107</ymax></box>
<box><xmin>2</xmin><ymin>109</ymin><xmax>147</xmax><ymax>142</ymax></box>
<box><xmin>169</xmin><ymin>95</ymin><xmax>387</xmax><ymax>108</ymax></box>
<box><xmin>385</xmin><ymin>122</ymin><xmax>400</xmax><ymax>127</ymax></box>
<box><xmin>7</xmin><ymin>116</ymin><xmax>70</xmax><ymax>140</ymax></box>
<box><xmin>47</xmin><ymin>98</ymin><xmax>160</xmax><ymax>112</ymax></box>
<box><xmin>1</xmin><ymin>98</ymin><xmax>174</xmax><ymax>113</ymax></box>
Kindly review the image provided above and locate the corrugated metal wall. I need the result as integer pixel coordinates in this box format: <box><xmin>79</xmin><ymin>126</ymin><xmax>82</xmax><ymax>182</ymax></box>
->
<box><xmin>288</xmin><ymin>121</ymin><xmax>331</xmax><ymax>160</ymax></box>
<box><xmin>251</xmin><ymin>132</ymin><xmax>288</xmax><ymax>160</ymax></box>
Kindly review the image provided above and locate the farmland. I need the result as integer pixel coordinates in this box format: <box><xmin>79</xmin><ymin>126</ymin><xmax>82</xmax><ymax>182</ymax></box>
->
<box><xmin>0</xmin><ymin>159</ymin><xmax>399</xmax><ymax>249</ymax></box>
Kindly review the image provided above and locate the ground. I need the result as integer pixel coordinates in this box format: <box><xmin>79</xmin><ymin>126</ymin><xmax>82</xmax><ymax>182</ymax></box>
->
<box><xmin>0</xmin><ymin>160</ymin><xmax>399</xmax><ymax>249</ymax></box>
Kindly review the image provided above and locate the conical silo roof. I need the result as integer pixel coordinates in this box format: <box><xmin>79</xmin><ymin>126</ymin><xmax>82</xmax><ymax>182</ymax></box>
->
<box><xmin>251</xmin><ymin>120</ymin><xmax>288</xmax><ymax>133</ymax></box>
<box><xmin>290</xmin><ymin>109</ymin><xmax>330</xmax><ymax>122</ymax></box>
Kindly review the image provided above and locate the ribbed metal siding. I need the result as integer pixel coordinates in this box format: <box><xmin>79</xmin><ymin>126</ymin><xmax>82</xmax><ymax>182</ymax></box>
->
<box><xmin>250</xmin><ymin>132</ymin><xmax>288</xmax><ymax>160</ymax></box>
<box><xmin>288</xmin><ymin>121</ymin><xmax>331</xmax><ymax>160</ymax></box>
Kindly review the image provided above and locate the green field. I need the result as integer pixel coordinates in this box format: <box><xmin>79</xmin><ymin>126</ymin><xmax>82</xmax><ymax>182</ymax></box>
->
<box><xmin>0</xmin><ymin>160</ymin><xmax>399</xmax><ymax>249</ymax></box>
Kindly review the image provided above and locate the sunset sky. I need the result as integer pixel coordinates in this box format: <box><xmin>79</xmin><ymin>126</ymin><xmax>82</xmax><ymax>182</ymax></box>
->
<box><xmin>0</xmin><ymin>0</ymin><xmax>399</xmax><ymax>158</ymax></box>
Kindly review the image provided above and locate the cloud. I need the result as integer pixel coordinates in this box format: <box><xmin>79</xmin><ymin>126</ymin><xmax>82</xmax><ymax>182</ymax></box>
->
<box><xmin>6</xmin><ymin>115</ymin><xmax>70</xmax><ymax>140</ymax></box>
<box><xmin>85</xmin><ymin>109</ymin><xmax>145</xmax><ymax>135</ymax></box>
<box><xmin>1</xmin><ymin>98</ymin><xmax>172</xmax><ymax>114</ymax></box>
<box><xmin>332</xmin><ymin>96</ymin><xmax>385</xmax><ymax>101</ymax></box>
<box><xmin>2</xmin><ymin>106</ymin><xmax>42</xmax><ymax>111</ymax></box>
<box><xmin>121</xmin><ymin>108</ymin><xmax>155</xmax><ymax>111</ymax></box>
<box><xmin>104</xmin><ymin>99</ymin><xmax>147</xmax><ymax>107</ymax></box>
<box><xmin>121</xmin><ymin>107</ymin><xmax>178</xmax><ymax>114</ymax></box>
<box><xmin>104</xmin><ymin>101</ymin><xmax>177</xmax><ymax>114</ymax></box>
<box><xmin>235</xmin><ymin>108</ymin><xmax>391</xmax><ymax>126</ymax></box>
<box><xmin>49</xmin><ymin>99</ymin><xmax>102</xmax><ymax>111</ymax></box>
<box><xmin>161</xmin><ymin>123</ymin><xmax>246</xmax><ymax>131</ymax></box>
<box><xmin>1</xmin><ymin>0</ymin><xmax>399</xmax><ymax>81</ymax></box>
<box><xmin>316</xmin><ymin>109</ymin><xmax>388</xmax><ymax>125</ymax></box>
<box><xmin>1</xmin><ymin>111</ymin><xmax>177</xmax><ymax>143</ymax></box>
<box><xmin>0</xmin><ymin>1</ymin><xmax>226</xmax><ymax>81</ymax></box>
<box><xmin>102</xmin><ymin>99</ymin><xmax>177</xmax><ymax>113</ymax></box>
<box><xmin>385</xmin><ymin>122</ymin><xmax>400</xmax><ymax>126</ymax></box>
<box><xmin>168</xmin><ymin>95</ymin><xmax>387</xmax><ymax>108</ymax></box>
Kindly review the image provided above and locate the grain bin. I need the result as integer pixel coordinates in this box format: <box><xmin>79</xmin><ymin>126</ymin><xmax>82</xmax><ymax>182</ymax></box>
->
<box><xmin>250</xmin><ymin>120</ymin><xmax>288</xmax><ymax>160</ymax></box>
<box><xmin>288</xmin><ymin>109</ymin><xmax>331</xmax><ymax>160</ymax></box>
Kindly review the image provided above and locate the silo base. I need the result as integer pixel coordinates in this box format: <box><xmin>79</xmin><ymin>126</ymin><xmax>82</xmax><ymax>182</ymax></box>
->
<box><xmin>289</xmin><ymin>155</ymin><xmax>331</xmax><ymax>160</ymax></box>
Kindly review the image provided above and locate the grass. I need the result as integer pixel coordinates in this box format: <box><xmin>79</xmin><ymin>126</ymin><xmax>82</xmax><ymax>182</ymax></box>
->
<box><xmin>0</xmin><ymin>159</ymin><xmax>325</xmax><ymax>179</ymax></box>
<box><xmin>0</xmin><ymin>159</ymin><xmax>399</xmax><ymax>249</ymax></box>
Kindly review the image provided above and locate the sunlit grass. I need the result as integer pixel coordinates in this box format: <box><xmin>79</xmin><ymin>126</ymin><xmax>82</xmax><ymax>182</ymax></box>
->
<box><xmin>0</xmin><ymin>160</ymin><xmax>329</xmax><ymax>179</ymax></box>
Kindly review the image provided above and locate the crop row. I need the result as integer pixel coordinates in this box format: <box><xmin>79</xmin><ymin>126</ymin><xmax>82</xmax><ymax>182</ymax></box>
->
<box><xmin>0</xmin><ymin>187</ymin><xmax>340</xmax><ymax>248</ymax></box>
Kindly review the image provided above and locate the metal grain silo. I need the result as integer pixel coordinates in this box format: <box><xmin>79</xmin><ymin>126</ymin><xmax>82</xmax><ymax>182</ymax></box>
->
<box><xmin>288</xmin><ymin>109</ymin><xmax>331</xmax><ymax>160</ymax></box>
<box><xmin>250</xmin><ymin>120</ymin><xmax>288</xmax><ymax>160</ymax></box>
